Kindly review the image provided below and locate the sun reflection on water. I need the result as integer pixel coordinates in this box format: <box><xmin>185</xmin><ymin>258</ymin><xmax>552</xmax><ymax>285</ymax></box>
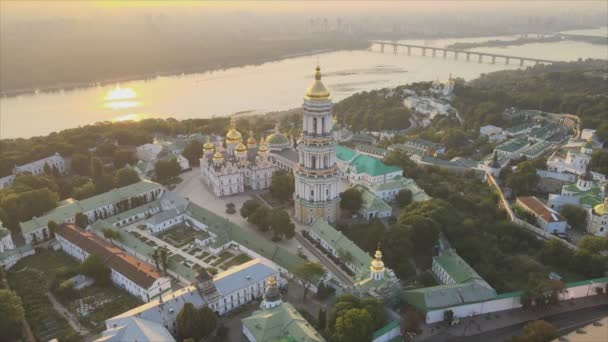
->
<box><xmin>111</xmin><ymin>113</ymin><xmax>145</xmax><ymax>122</ymax></box>
<box><xmin>104</xmin><ymin>85</ymin><xmax>141</xmax><ymax>109</ymax></box>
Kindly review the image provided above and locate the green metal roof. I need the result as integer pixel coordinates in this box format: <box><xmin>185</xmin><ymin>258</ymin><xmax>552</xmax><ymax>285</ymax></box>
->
<box><xmin>368</xmin><ymin>176</ymin><xmax>430</xmax><ymax>201</ymax></box>
<box><xmin>355</xmin><ymin>185</ymin><xmax>391</xmax><ymax>213</ymax></box>
<box><xmin>242</xmin><ymin>302</ymin><xmax>325</xmax><ymax>342</ymax></box>
<box><xmin>20</xmin><ymin>180</ymin><xmax>162</xmax><ymax>234</ymax></box>
<box><xmin>401</xmin><ymin>280</ymin><xmax>497</xmax><ymax>312</ymax></box>
<box><xmin>496</xmin><ymin>138</ymin><xmax>529</xmax><ymax>153</ymax></box>
<box><xmin>433</xmin><ymin>249</ymin><xmax>484</xmax><ymax>284</ymax></box>
<box><xmin>562</xmin><ymin>182</ymin><xmax>603</xmax><ymax>208</ymax></box>
<box><xmin>266</xmin><ymin>132</ymin><xmax>290</xmax><ymax>145</ymax></box>
<box><xmin>351</xmin><ymin>154</ymin><xmax>401</xmax><ymax>177</ymax></box>
<box><xmin>372</xmin><ymin>320</ymin><xmax>400</xmax><ymax>339</ymax></box>
<box><xmin>336</xmin><ymin>145</ymin><xmax>357</xmax><ymax>161</ymax></box>
<box><xmin>310</xmin><ymin>218</ymin><xmax>372</xmax><ymax>281</ymax></box>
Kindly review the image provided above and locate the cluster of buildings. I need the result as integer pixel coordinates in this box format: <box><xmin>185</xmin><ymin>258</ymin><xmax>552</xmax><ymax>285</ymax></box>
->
<box><xmin>0</xmin><ymin>152</ymin><xmax>66</xmax><ymax>189</ymax></box>
<box><xmin>133</xmin><ymin>134</ymin><xmax>204</xmax><ymax>178</ymax></box>
<box><xmin>402</xmin><ymin>75</ymin><xmax>458</xmax><ymax>127</ymax></box>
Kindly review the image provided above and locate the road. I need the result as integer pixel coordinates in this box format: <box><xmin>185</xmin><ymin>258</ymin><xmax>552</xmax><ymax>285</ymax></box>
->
<box><xmin>427</xmin><ymin>305</ymin><xmax>608</xmax><ymax>342</ymax></box>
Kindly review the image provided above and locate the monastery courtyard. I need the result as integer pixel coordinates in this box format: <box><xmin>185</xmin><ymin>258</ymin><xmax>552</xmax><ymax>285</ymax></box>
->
<box><xmin>173</xmin><ymin>167</ymin><xmax>321</xmax><ymax>263</ymax></box>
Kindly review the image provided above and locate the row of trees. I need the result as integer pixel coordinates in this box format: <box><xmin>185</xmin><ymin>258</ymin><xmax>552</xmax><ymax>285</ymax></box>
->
<box><xmin>240</xmin><ymin>200</ymin><xmax>295</xmax><ymax>240</ymax></box>
<box><xmin>333</xmin><ymin>89</ymin><xmax>411</xmax><ymax>132</ymax></box>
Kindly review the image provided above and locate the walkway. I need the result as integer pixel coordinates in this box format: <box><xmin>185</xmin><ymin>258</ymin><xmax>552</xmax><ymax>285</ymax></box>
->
<box><xmin>123</xmin><ymin>224</ymin><xmax>216</xmax><ymax>271</ymax></box>
<box><xmin>295</xmin><ymin>232</ymin><xmax>354</xmax><ymax>286</ymax></box>
<box><xmin>46</xmin><ymin>292</ymin><xmax>91</xmax><ymax>338</ymax></box>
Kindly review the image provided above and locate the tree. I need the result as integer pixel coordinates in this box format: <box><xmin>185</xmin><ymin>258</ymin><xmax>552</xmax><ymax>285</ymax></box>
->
<box><xmin>318</xmin><ymin>308</ymin><xmax>327</xmax><ymax>331</ymax></box>
<box><xmin>443</xmin><ymin>310</ymin><xmax>454</xmax><ymax>325</ymax></box>
<box><xmin>240</xmin><ymin>200</ymin><xmax>261</xmax><ymax>218</ymax></box>
<box><xmin>114</xmin><ymin>167</ymin><xmax>140</xmax><ymax>188</ymax></box>
<box><xmin>159</xmin><ymin>248</ymin><xmax>169</xmax><ymax>275</ymax></box>
<box><xmin>155</xmin><ymin>158</ymin><xmax>181</xmax><ymax>183</ymax></box>
<box><xmin>384</xmin><ymin>149</ymin><xmax>418</xmax><ymax>177</ymax></box>
<box><xmin>72</xmin><ymin>181</ymin><xmax>96</xmax><ymax>200</ymax></box>
<box><xmin>506</xmin><ymin>161</ymin><xmax>539</xmax><ymax>195</ymax></box>
<box><xmin>381</xmin><ymin>224</ymin><xmax>414</xmax><ymax>279</ymax></box>
<box><xmin>511</xmin><ymin>320</ymin><xmax>556</xmax><ymax>342</ymax></box>
<box><xmin>270</xmin><ymin>209</ymin><xmax>295</xmax><ymax>240</ymax></box>
<box><xmin>182</xmin><ymin>140</ymin><xmax>203</xmax><ymax>167</ymax></box>
<box><xmin>559</xmin><ymin>204</ymin><xmax>587</xmax><ymax>231</ymax></box>
<box><xmin>151</xmin><ymin>249</ymin><xmax>161</xmax><ymax>272</ymax></box>
<box><xmin>590</xmin><ymin>150</ymin><xmax>608</xmax><ymax>175</ymax></box>
<box><xmin>75</xmin><ymin>212</ymin><xmax>89</xmax><ymax>228</ymax></box>
<box><xmin>80</xmin><ymin>254</ymin><xmax>110</xmax><ymax>284</ymax></box>
<box><xmin>577</xmin><ymin>235</ymin><xmax>608</xmax><ymax>254</ymax></box>
<box><xmin>248</xmin><ymin>206</ymin><xmax>271</xmax><ymax>231</ymax></box>
<box><xmin>176</xmin><ymin>302</ymin><xmax>217</xmax><ymax>341</ymax></box>
<box><xmin>47</xmin><ymin>220</ymin><xmax>58</xmax><ymax>238</ymax></box>
<box><xmin>113</xmin><ymin>150</ymin><xmax>137</xmax><ymax>168</ymax></box>
<box><xmin>333</xmin><ymin>308</ymin><xmax>374</xmax><ymax>342</ymax></box>
<box><xmin>395</xmin><ymin>189</ymin><xmax>412</xmax><ymax>207</ymax></box>
<box><xmin>294</xmin><ymin>262</ymin><xmax>325</xmax><ymax>301</ymax></box>
<box><xmin>71</xmin><ymin>153</ymin><xmax>91</xmax><ymax>175</ymax></box>
<box><xmin>340</xmin><ymin>188</ymin><xmax>362</xmax><ymax>214</ymax></box>
<box><xmin>269</xmin><ymin>171</ymin><xmax>295</xmax><ymax>202</ymax></box>
<box><xmin>0</xmin><ymin>289</ymin><xmax>25</xmax><ymax>342</ymax></box>
<box><xmin>102</xmin><ymin>228</ymin><xmax>121</xmax><ymax>245</ymax></box>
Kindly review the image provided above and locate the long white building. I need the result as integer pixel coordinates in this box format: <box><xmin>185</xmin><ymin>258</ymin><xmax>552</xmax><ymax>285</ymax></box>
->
<box><xmin>56</xmin><ymin>224</ymin><xmax>171</xmax><ymax>302</ymax></box>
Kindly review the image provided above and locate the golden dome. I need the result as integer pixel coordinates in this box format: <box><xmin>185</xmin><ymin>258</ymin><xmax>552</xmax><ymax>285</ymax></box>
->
<box><xmin>226</xmin><ymin>117</ymin><xmax>242</xmax><ymax>142</ymax></box>
<box><xmin>305</xmin><ymin>66</ymin><xmax>330</xmax><ymax>100</ymax></box>
<box><xmin>247</xmin><ymin>131</ymin><xmax>257</xmax><ymax>147</ymax></box>
<box><xmin>258</xmin><ymin>137</ymin><xmax>268</xmax><ymax>153</ymax></box>
<box><xmin>594</xmin><ymin>198</ymin><xmax>608</xmax><ymax>216</ymax></box>
<box><xmin>236</xmin><ymin>142</ymin><xmax>247</xmax><ymax>153</ymax></box>
<box><xmin>213</xmin><ymin>151</ymin><xmax>224</xmax><ymax>160</ymax></box>
<box><xmin>370</xmin><ymin>249</ymin><xmax>385</xmax><ymax>272</ymax></box>
<box><xmin>203</xmin><ymin>137</ymin><xmax>214</xmax><ymax>150</ymax></box>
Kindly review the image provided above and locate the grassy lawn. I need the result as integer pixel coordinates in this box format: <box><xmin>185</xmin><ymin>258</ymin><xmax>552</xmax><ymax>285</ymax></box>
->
<box><xmin>211</xmin><ymin>250</ymin><xmax>234</xmax><ymax>267</ymax></box>
<box><xmin>157</xmin><ymin>224</ymin><xmax>200</xmax><ymax>248</ymax></box>
<box><xmin>203</xmin><ymin>254</ymin><xmax>218</xmax><ymax>262</ymax></box>
<box><xmin>7</xmin><ymin>250</ymin><xmax>80</xmax><ymax>342</ymax></box>
<box><xmin>221</xmin><ymin>253</ymin><xmax>252</xmax><ymax>269</ymax></box>
<box><xmin>171</xmin><ymin>254</ymin><xmax>186</xmax><ymax>263</ymax></box>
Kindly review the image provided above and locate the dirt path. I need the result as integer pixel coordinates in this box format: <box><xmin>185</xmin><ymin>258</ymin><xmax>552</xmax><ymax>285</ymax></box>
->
<box><xmin>46</xmin><ymin>292</ymin><xmax>91</xmax><ymax>338</ymax></box>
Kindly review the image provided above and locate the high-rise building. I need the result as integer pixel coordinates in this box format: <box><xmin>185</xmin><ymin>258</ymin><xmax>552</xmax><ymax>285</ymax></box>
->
<box><xmin>294</xmin><ymin>66</ymin><xmax>340</xmax><ymax>224</ymax></box>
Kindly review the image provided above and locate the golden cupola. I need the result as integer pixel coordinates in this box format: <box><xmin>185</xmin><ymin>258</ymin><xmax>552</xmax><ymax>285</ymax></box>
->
<box><xmin>235</xmin><ymin>142</ymin><xmax>247</xmax><ymax>153</ymax></box>
<box><xmin>258</xmin><ymin>137</ymin><xmax>268</xmax><ymax>153</ymax></box>
<box><xmin>203</xmin><ymin>137</ymin><xmax>214</xmax><ymax>151</ymax></box>
<box><xmin>305</xmin><ymin>66</ymin><xmax>330</xmax><ymax>100</ymax></box>
<box><xmin>213</xmin><ymin>150</ymin><xmax>224</xmax><ymax>161</ymax></box>
<box><xmin>247</xmin><ymin>131</ymin><xmax>257</xmax><ymax>148</ymax></box>
<box><xmin>226</xmin><ymin>117</ymin><xmax>242</xmax><ymax>143</ymax></box>
<box><xmin>371</xmin><ymin>249</ymin><xmax>385</xmax><ymax>272</ymax></box>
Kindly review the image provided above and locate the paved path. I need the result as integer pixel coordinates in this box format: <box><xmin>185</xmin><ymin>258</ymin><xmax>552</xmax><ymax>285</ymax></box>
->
<box><xmin>295</xmin><ymin>233</ymin><xmax>353</xmax><ymax>286</ymax></box>
<box><xmin>123</xmin><ymin>224</ymin><xmax>217</xmax><ymax>271</ymax></box>
<box><xmin>46</xmin><ymin>292</ymin><xmax>91</xmax><ymax>338</ymax></box>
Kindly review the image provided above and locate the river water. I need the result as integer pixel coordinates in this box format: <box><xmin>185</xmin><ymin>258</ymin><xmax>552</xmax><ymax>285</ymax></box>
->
<box><xmin>1</xmin><ymin>31</ymin><xmax>606</xmax><ymax>139</ymax></box>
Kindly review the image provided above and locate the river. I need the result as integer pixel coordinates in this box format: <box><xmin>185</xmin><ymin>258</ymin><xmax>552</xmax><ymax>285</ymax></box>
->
<box><xmin>1</xmin><ymin>31</ymin><xmax>606</xmax><ymax>139</ymax></box>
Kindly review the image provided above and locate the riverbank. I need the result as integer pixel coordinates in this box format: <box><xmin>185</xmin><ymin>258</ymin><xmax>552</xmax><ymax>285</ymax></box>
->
<box><xmin>447</xmin><ymin>35</ymin><xmax>607</xmax><ymax>50</ymax></box>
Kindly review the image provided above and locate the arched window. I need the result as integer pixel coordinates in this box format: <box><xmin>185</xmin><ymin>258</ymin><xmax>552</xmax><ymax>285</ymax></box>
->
<box><xmin>311</xmin><ymin>156</ymin><xmax>316</xmax><ymax>169</ymax></box>
<box><xmin>312</xmin><ymin>118</ymin><xmax>317</xmax><ymax>134</ymax></box>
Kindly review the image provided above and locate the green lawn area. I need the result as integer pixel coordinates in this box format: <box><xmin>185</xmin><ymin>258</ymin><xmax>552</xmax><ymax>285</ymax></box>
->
<box><xmin>221</xmin><ymin>253</ymin><xmax>252</xmax><ymax>269</ymax></box>
<box><xmin>157</xmin><ymin>224</ymin><xmax>200</xmax><ymax>247</ymax></box>
<box><xmin>7</xmin><ymin>250</ymin><xmax>80</xmax><ymax>342</ymax></box>
<box><xmin>211</xmin><ymin>250</ymin><xmax>234</xmax><ymax>267</ymax></box>
<box><xmin>171</xmin><ymin>254</ymin><xmax>186</xmax><ymax>263</ymax></box>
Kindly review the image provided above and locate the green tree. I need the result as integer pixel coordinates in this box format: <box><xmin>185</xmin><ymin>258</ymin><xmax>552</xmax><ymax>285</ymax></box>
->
<box><xmin>269</xmin><ymin>170</ymin><xmax>295</xmax><ymax>202</ymax></box>
<box><xmin>443</xmin><ymin>310</ymin><xmax>454</xmax><ymax>325</ymax></box>
<box><xmin>318</xmin><ymin>308</ymin><xmax>326</xmax><ymax>331</ymax></box>
<box><xmin>198</xmin><ymin>306</ymin><xmax>218</xmax><ymax>338</ymax></box>
<box><xmin>159</xmin><ymin>248</ymin><xmax>169</xmax><ymax>275</ymax></box>
<box><xmin>248</xmin><ymin>206</ymin><xmax>271</xmax><ymax>232</ymax></box>
<box><xmin>381</xmin><ymin>224</ymin><xmax>414</xmax><ymax>279</ymax></box>
<box><xmin>182</xmin><ymin>140</ymin><xmax>203</xmax><ymax>167</ymax></box>
<box><xmin>395</xmin><ymin>189</ymin><xmax>413</xmax><ymax>207</ymax></box>
<box><xmin>340</xmin><ymin>188</ymin><xmax>362</xmax><ymax>214</ymax></box>
<box><xmin>559</xmin><ymin>204</ymin><xmax>587</xmax><ymax>232</ymax></box>
<box><xmin>294</xmin><ymin>262</ymin><xmax>325</xmax><ymax>301</ymax></box>
<box><xmin>114</xmin><ymin>167</ymin><xmax>140</xmax><ymax>188</ymax></box>
<box><xmin>154</xmin><ymin>158</ymin><xmax>181</xmax><ymax>183</ymax></box>
<box><xmin>80</xmin><ymin>254</ymin><xmax>110</xmax><ymax>284</ymax></box>
<box><xmin>176</xmin><ymin>302</ymin><xmax>201</xmax><ymax>341</ymax></box>
<box><xmin>102</xmin><ymin>228</ymin><xmax>121</xmax><ymax>245</ymax></box>
<box><xmin>577</xmin><ymin>235</ymin><xmax>608</xmax><ymax>254</ymax></box>
<box><xmin>590</xmin><ymin>150</ymin><xmax>608</xmax><ymax>175</ymax></box>
<box><xmin>270</xmin><ymin>209</ymin><xmax>295</xmax><ymax>240</ymax></box>
<box><xmin>71</xmin><ymin>153</ymin><xmax>91</xmax><ymax>175</ymax></box>
<box><xmin>511</xmin><ymin>320</ymin><xmax>556</xmax><ymax>342</ymax></box>
<box><xmin>72</xmin><ymin>180</ymin><xmax>96</xmax><ymax>200</ymax></box>
<box><xmin>506</xmin><ymin>161</ymin><xmax>539</xmax><ymax>196</ymax></box>
<box><xmin>240</xmin><ymin>199</ymin><xmax>261</xmax><ymax>218</ymax></box>
<box><xmin>333</xmin><ymin>308</ymin><xmax>374</xmax><ymax>342</ymax></box>
<box><xmin>151</xmin><ymin>249</ymin><xmax>161</xmax><ymax>272</ymax></box>
<box><xmin>113</xmin><ymin>150</ymin><xmax>137</xmax><ymax>168</ymax></box>
<box><xmin>47</xmin><ymin>220</ymin><xmax>58</xmax><ymax>238</ymax></box>
<box><xmin>75</xmin><ymin>212</ymin><xmax>89</xmax><ymax>228</ymax></box>
<box><xmin>0</xmin><ymin>289</ymin><xmax>25</xmax><ymax>342</ymax></box>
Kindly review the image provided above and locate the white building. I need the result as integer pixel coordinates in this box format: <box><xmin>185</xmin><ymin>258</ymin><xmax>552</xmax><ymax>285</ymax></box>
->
<box><xmin>336</xmin><ymin>146</ymin><xmax>403</xmax><ymax>188</ymax></box>
<box><xmin>588</xmin><ymin>197</ymin><xmax>608</xmax><ymax>237</ymax></box>
<box><xmin>479</xmin><ymin>125</ymin><xmax>506</xmax><ymax>143</ymax></box>
<box><xmin>0</xmin><ymin>223</ymin><xmax>35</xmax><ymax>269</ymax></box>
<box><xmin>294</xmin><ymin>66</ymin><xmax>341</xmax><ymax>224</ymax></box>
<box><xmin>136</xmin><ymin>143</ymin><xmax>164</xmax><ymax>161</ymax></box>
<box><xmin>95</xmin><ymin>316</ymin><xmax>175</xmax><ymax>342</ymax></box>
<box><xmin>56</xmin><ymin>224</ymin><xmax>171</xmax><ymax>302</ymax></box>
<box><xmin>14</xmin><ymin>152</ymin><xmax>66</xmax><ymax>176</ymax></box>
<box><xmin>20</xmin><ymin>180</ymin><xmax>164</xmax><ymax>244</ymax></box>
<box><xmin>516</xmin><ymin>196</ymin><xmax>568</xmax><ymax>234</ymax></box>
<box><xmin>547</xmin><ymin>142</ymin><xmax>593</xmax><ymax>176</ymax></box>
<box><xmin>104</xmin><ymin>258</ymin><xmax>282</xmax><ymax>336</ymax></box>
<box><xmin>200</xmin><ymin>123</ymin><xmax>276</xmax><ymax>197</ymax></box>
<box><xmin>0</xmin><ymin>175</ymin><xmax>16</xmax><ymax>190</ymax></box>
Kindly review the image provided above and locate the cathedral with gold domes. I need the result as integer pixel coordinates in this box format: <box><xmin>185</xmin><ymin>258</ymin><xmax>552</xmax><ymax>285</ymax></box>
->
<box><xmin>199</xmin><ymin>118</ymin><xmax>277</xmax><ymax>197</ymax></box>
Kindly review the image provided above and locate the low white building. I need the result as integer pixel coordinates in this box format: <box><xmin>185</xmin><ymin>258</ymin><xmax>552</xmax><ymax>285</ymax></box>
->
<box><xmin>0</xmin><ymin>224</ymin><xmax>35</xmax><ymax>269</ymax></box>
<box><xmin>516</xmin><ymin>196</ymin><xmax>568</xmax><ymax>234</ymax></box>
<box><xmin>56</xmin><ymin>224</ymin><xmax>171</xmax><ymax>302</ymax></box>
<box><xmin>145</xmin><ymin>209</ymin><xmax>185</xmax><ymax>234</ymax></box>
<box><xmin>0</xmin><ymin>175</ymin><xmax>16</xmax><ymax>190</ymax></box>
<box><xmin>104</xmin><ymin>258</ymin><xmax>282</xmax><ymax>336</ymax></box>
<box><xmin>480</xmin><ymin>125</ymin><xmax>506</xmax><ymax>143</ymax></box>
<box><xmin>14</xmin><ymin>152</ymin><xmax>66</xmax><ymax>176</ymax></box>
<box><xmin>20</xmin><ymin>180</ymin><xmax>164</xmax><ymax>244</ymax></box>
<box><xmin>95</xmin><ymin>316</ymin><xmax>175</xmax><ymax>342</ymax></box>
<box><xmin>547</xmin><ymin>143</ymin><xmax>593</xmax><ymax>176</ymax></box>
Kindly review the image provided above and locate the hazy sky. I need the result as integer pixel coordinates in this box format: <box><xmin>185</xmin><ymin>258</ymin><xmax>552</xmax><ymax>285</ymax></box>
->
<box><xmin>2</xmin><ymin>1</ymin><xmax>606</xmax><ymax>21</ymax></box>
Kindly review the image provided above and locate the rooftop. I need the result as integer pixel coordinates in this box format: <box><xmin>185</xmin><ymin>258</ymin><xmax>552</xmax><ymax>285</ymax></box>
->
<box><xmin>368</xmin><ymin>176</ymin><xmax>431</xmax><ymax>202</ymax></box>
<box><xmin>96</xmin><ymin>316</ymin><xmax>175</xmax><ymax>342</ymax></box>
<box><xmin>434</xmin><ymin>249</ymin><xmax>485</xmax><ymax>284</ymax></box>
<box><xmin>496</xmin><ymin>137</ymin><xmax>530</xmax><ymax>153</ymax></box>
<box><xmin>517</xmin><ymin>196</ymin><xmax>565</xmax><ymax>223</ymax></box>
<box><xmin>355</xmin><ymin>185</ymin><xmax>392</xmax><ymax>213</ymax></box>
<box><xmin>213</xmin><ymin>259</ymin><xmax>277</xmax><ymax>296</ymax></box>
<box><xmin>401</xmin><ymin>280</ymin><xmax>497</xmax><ymax>312</ymax></box>
<box><xmin>310</xmin><ymin>218</ymin><xmax>372</xmax><ymax>281</ymax></box>
<box><xmin>242</xmin><ymin>302</ymin><xmax>325</xmax><ymax>342</ymax></box>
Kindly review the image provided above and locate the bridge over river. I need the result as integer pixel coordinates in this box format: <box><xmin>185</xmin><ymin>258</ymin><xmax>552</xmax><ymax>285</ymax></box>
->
<box><xmin>370</xmin><ymin>41</ymin><xmax>559</xmax><ymax>66</ymax></box>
